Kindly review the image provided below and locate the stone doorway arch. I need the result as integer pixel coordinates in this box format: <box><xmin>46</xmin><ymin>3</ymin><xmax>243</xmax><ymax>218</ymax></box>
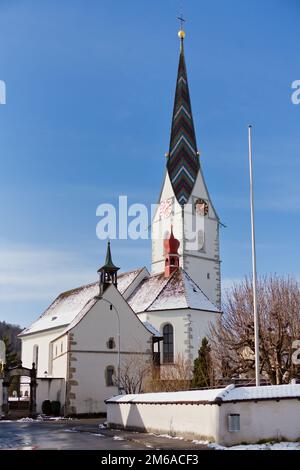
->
<box><xmin>1</xmin><ymin>362</ymin><xmax>37</xmax><ymax>419</ymax></box>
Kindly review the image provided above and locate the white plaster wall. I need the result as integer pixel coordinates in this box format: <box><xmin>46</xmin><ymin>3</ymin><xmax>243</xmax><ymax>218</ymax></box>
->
<box><xmin>51</xmin><ymin>335</ymin><xmax>68</xmax><ymax>378</ymax></box>
<box><xmin>140</xmin><ymin>308</ymin><xmax>219</xmax><ymax>363</ymax></box>
<box><xmin>36</xmin><ymin>378</ymin><xmax>65</xmax><ymax>414</ymax></box>
<box><xmin>107</xmin><ymin>398</ymin><xmax>300</xmax><ymax>446</ymax></box>
<box><xmin>21</xmin><ymin>327</ymin><xmax>65</xmax><ymax>378</ymax></box>
<box><xmin>107</xmin><ymin>402</ymin><xmax>219</xmax><ymax>442</ymax></box>
<box><xmin>138</xmin><ymin>310</ymin><xmax>189</xmax><ymax>362</ymax></box>
<box><xmin>69</xmin><ymin>352</ymin><xmax>119</xmax><ymax>414</ymax></box>
<box><xmin>219</xmin><ymin>400</ymin><xmax>300</xmax><ymax>446</ymax></box>
<box><xmin>189</xmin><ymin>309</ymin><xmax>221</xmax><ymax>360</ymax></box>
<box><xmin>71</xmin><ymin>286</ymin><xmax>152</xmax><ymax>353</ymax></box>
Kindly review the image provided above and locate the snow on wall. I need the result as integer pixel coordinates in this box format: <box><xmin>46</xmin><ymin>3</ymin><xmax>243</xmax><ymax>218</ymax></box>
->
<box><xmin>107</xmin><ymin>383</ymin><xmax>300</xmax><ymax>404</ymax></box>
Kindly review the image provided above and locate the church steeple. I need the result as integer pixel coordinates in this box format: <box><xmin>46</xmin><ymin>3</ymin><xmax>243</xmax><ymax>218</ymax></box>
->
<box><xmin>167</xmin><ymin>27</ymin><xmax>200</xmax><ymax>205</ymax></box>
<box><xmin>97</xmin><ymin>241</ymin><xmax>120</xmax><ymax>296</ymax></box>
<box><xmin>164</xmin><ymin>226</ymin><xmax>180</xmax><ymax>277</ymax></box>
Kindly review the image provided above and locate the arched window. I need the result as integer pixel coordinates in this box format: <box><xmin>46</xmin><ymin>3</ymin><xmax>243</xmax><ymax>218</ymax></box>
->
<box><xmin>32</xmin><ymin>345</ymin><xmax>39</xmax><ymax>371</ymax></box>
<box><xmin>105</xmin><ymin>366</ymin><xmax>115</xmax><ymax>387</ymax></box>
<box><xmin>162</xmin><ymin>324</ymin><xmax>174</xmax><ymax>364</ymax></box>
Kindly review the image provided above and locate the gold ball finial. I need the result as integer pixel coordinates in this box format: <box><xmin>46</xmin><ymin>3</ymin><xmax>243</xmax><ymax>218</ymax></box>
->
<box><xmin>178</xmin><ymin>30</ymin><xmax>185</xmax><ymax>39</ymax></box>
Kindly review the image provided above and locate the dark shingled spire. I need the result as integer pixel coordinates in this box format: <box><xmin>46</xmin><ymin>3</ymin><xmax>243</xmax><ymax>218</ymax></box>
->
<box><xmin>99</xmin><ymin>241</ymin><xmax>119</xmax><ymax>272</ymax></box>
<box><xmin>167</xmin><ymin>30</ymin><xmax>200</xmax><ymax>205</ymax></box>
<box><xmin>98</xmin><ymin>241</ymin><xmax>119</xmax><ymax>295</ymax></box>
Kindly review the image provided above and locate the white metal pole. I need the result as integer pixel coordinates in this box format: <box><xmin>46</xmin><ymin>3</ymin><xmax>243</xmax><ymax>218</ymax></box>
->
<box><xmin>116</xmin><ymin>313</ymin><xmax>121</xmax><ymax>395</ymax></box>
<box><xmin>248</xmin><ymin>125</ymin><xmax>260</xmax><ymax>386</ymax></box>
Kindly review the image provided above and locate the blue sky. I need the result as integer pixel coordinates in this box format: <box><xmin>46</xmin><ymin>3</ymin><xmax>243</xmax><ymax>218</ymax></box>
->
<box><xmin>0</xmin><ymin>0</ymin><xmax>299</xmax><ymax>327</ymax></box>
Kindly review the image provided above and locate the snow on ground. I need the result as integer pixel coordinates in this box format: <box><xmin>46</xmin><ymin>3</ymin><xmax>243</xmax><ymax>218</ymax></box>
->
<box><xmin>193</xmin><ymin>440</ymin><xmax>300</xmax><ymax>450</ymax></box>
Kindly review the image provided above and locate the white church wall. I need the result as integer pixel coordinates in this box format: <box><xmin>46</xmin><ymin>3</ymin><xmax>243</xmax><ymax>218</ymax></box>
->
<box><xmin>21</xmin><ymin>327</ymin><xmax>65</xmax><ymax>378</ymax></box>
<box><xmin>51</xmin><ymin>335</ymin><xmax>68</xmax><ymax>378</ymax></box>
<box><xmin>189</xmin><ymin>309</ymin><xmax>221</xmax><ymax>360</ymax></box>
<box><xmin>71</xmin><ymin>287</ymin><xmax>152</xmax><ymax>353</ymax></box>
<box><xmin>36</xmin><ymin>378</ymin><xmax>65</xmax><ymax>414</ymax></box>
<box><xmin>66</xmin><ymin>285</ymin><xmax>153</xmax><ymax>415</ymax></box>
<box><xmin>67</xmin><ymin>351</ymin><xmax>119</xmax><ymax>414</ymax></box>
<box><xmin>138</xmin><ymin>310</ymin><xmax>188</xmax><ymax>362</ymax></box>
<box><xmin>140</xmin><ymin>308</ymin><xmax>219</xmax><ymax>365</ymax></box>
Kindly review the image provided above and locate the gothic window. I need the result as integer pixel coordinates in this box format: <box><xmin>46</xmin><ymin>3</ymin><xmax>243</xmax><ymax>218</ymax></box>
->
<box><xmin>105</xmin><ymin>366</ymin><xmax>115</xmax><ymax>387</ymax></box>
<box><xmin>162</xmin><ymin>323</ymin><xmax>174</xmax><ymax>364</ymax></box>
<box><xmin>32</xmin><ymin>344</ymin><xmax>39</xmax><ymax>370</ymax></box>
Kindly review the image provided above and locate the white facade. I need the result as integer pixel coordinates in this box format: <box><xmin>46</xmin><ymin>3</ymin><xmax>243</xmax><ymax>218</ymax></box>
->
<box><xmin>64</xmin><ymin>284</ymin><xmax>153</xmax><ymax>415</ymax></box>
<box><xmin>139</xmin><ymin>308</ymin><xmax>220</xmax><ymax>365</ymax></box>
<box><xmin>20</xmin><ymin>282</ymin><xmax>157</xmax><ymax>415</ymax></box>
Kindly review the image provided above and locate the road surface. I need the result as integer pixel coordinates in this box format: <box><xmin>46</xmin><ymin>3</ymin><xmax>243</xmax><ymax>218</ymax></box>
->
<box><xmin>0</xmin><ymin>419</ymin><xmax>209</xmax><ymax>450</ymax></box>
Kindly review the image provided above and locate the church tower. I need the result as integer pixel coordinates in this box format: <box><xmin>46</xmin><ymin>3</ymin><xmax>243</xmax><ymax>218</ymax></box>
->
<box><xmin>151</xmin><ymin>27</ymin><xmax>221</xmax><ymax>308</ymax></box>
<box><xmin>98</xmin><ymin>241</ymin><xmax>120</xmax><ymax>296</ymax></box>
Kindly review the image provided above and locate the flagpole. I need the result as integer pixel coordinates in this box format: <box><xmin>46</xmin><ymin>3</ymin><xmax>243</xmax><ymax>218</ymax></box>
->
<box><xmin>248</xmin><ymin>125</ymin><xmax>260</xmax><ymax>386</ymax></box>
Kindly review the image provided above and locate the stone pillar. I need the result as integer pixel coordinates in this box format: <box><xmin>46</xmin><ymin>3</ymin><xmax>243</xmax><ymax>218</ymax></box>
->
<box><xmin>29</xmin><ymin>363</ymin><xmax>37</xmax><ymax>418</ymax></box>
<box><xmin>2</xmin><ymin>366</ymin><xmax>9</xmax><ymax>418</ymax></box>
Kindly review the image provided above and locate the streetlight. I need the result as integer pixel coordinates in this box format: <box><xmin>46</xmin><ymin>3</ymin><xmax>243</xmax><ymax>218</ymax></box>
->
<box><xmin>248</xmin><ymin>125</ymin><xmax>260</xmax><ymax>386</ymax></box>
<box><xmin>98</xmin><ymin>297</ymin><xmax>121</xmax><ymax>394</ymax></box>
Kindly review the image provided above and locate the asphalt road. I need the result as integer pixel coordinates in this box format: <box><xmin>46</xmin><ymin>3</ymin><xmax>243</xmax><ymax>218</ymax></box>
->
<box><xmin>0</xmin><ymin>419</ymin><xmax>209</xmax><ymax>450</ymax></box>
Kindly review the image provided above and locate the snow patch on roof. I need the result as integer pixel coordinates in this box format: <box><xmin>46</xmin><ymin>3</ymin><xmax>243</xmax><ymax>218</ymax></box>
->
<box><xmin>142</xmin><ymin>321</ymin><xmax>163</xmax><ymax>338</ymax></box>
<box><xmin>128</xmin><ymin>269</ymin><xmax>219</xmax><ymax>313</ymax></box>
<box><xmin>21</xmin><ymin>269</ymin><xmax>143</xmax><ymax>336</ymax></box>
<box><xmin>127</xmin><ymin>273</ymin><xmax>170</xmax><ymax>313</ymax></box>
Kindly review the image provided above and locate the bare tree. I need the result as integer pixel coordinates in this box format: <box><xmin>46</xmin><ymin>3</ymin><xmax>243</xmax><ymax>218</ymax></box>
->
<box><xmin>116</xmin><ymin>354</ymin><xmax>151</xmax><ymax>394</ymax></box>
<box><xmin>210</xmin><ymin>275</ymin><xmax>300</xmax><ymax>385</ymax></box>
<box><xmin>145</xmin><ymin>353</ymin><xmax>193</xmax><ymax>392</ymax></box>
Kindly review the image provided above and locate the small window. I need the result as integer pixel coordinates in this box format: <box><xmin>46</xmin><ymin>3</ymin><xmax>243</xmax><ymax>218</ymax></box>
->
<box><xmin>105</xmin><ymin>366</ymin><xmax>115</xmax><ymax>387</ymax></box>
<box><xmin>107</xmin><ymin>337</ymin><xmax>115</xmax><ymax>350</ymax></box>
<box><xmin>61</xmin><ymin>342</ymin><xmax>63</xmax><ymax>353</ymax></box>
<box><xmin>207</xmin><ymin>273</ymin><xmax>210</xmax><ymax>279</ymax></box>
<box><xmin>55</xmin><ymin>345</ymin><xmax>58</xmax><ymax>357</ymax></box>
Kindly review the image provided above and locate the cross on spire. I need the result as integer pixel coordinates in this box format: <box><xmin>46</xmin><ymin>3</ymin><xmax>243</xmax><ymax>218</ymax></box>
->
<box><xmin>177</xmin><ymin>15</ymin><xmax>186</xmax><ymax>31</ymax></box>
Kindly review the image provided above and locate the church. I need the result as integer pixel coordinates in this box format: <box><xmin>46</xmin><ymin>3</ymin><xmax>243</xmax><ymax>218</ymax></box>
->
<box><xmin>19</xmin><ymin>28</ymin><xmax>222</xmax><ymax>415</ymax></box>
